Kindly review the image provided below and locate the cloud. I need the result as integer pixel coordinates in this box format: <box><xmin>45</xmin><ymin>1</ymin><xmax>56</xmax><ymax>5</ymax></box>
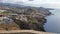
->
<box><xmin>0</xmin><ymin>0</ymin><xmax>60</xmax><ymax>8</ymax></box>
<box><xmin>0</xmin><ymin>0</ymin><xmax>60</xmax><ymax>4</ymax></box>
<box><xmin>40</xmin><ymin>4</ymin><xmax>60</xmax><ymax>8</ymax></box>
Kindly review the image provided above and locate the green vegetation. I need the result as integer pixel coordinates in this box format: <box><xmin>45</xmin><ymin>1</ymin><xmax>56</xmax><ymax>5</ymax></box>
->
<box><xmin>0</xmin><ymin>22</ymin><xmax>20</xmax><ymax>30</ymax></box>
<box><xmin>27</xmin><ymin>16</ymin><xmax>38</xmax><ymax>24</ymax></box>
<box><xmin>0</xmin><ymin>11</ymin><xmax>10</xmax><ymax>14</ymax></box>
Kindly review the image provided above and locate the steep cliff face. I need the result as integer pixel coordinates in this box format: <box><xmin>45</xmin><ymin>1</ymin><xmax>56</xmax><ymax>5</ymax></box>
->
<box><xmin>9</xmin><ymin>14</ymin><xmax>46</xmax><ymax>31</ymax></box>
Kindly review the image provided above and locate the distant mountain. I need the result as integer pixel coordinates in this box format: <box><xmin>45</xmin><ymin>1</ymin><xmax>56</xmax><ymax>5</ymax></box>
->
<box><xmin>0</xmin><ymin>3</ymin><xmax>54</xmax><ymax>16</ymax></box>
<box><xmin>35</xmin><ymin>7</ymin><xmax>54</xmax><ymax>15</ymax></box>
<box><xmin>0</xmin><ymin>3</ymin><xmax>26</xmax><ymax>8</ymax></box>
<box><xmin>46</xmin><ymin>8</ymin><xmax>54</xmax><ymax>10</ymax></box>
<box><xmin>0</xmin><ymin>3</ymin><xmax>54</xmax><ymax>9</ymax></box>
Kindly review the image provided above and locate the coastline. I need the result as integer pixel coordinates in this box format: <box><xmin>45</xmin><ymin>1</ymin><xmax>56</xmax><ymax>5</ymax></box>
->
<box><xmin>0</xmin><ymin>4</ymin><xmax>53</xmax><ymax>32</ymax></box>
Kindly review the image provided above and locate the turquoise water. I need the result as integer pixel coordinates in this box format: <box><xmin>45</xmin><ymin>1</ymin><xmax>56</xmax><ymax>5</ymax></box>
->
<box><xmin>44</xmin><ymin>9</ymin><xmax>60</xmax><ymax>33</ymax></box>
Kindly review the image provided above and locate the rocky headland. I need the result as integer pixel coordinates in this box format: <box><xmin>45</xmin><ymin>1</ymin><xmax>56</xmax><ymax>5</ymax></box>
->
<box><xmin>0</xmin><ymin>3</ymin><xmax>53</xmax><ymax>32</ymax></box>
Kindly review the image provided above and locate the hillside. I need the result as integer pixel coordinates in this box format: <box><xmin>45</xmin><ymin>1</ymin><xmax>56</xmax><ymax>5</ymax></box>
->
<box><xmin>0</xmin><ymin>3</ymin><xmax>53</xmax><ymax>32</ymax></box>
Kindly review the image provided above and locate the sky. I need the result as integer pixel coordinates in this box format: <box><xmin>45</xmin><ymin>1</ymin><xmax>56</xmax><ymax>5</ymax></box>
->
<box><xmin>0</xmin><ymin>0</ymin><xmax>60</xmax><ymax>8</ymax></box>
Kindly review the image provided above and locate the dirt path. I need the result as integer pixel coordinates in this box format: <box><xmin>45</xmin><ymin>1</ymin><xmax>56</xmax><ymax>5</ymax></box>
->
<box><xmin>0</xmin><ymin>30</ymin><xmax>57</xmax><ymax>34</ymax></box>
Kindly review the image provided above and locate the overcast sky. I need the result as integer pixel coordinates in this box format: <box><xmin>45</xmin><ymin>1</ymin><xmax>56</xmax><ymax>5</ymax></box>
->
<box><xmin>0</xmin><ymin>0</ymin><xmax>60</xmax><ymax>8</ymax></box>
